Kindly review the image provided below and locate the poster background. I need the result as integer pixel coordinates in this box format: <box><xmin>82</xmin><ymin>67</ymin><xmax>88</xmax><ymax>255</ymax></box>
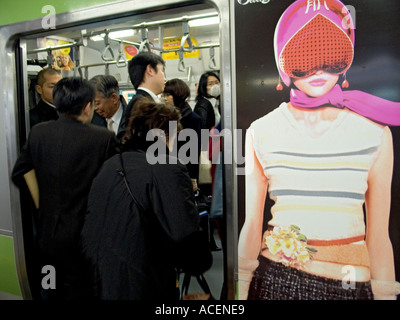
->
<box><xmin>234</xmin><ymin>0</ymin><xmax>400</xmax><ymax>284</ymax></box>
<box><xmin>37</xmin><ymin>37</ymin><xmax>74</xmax><ymax>70</ymax></box>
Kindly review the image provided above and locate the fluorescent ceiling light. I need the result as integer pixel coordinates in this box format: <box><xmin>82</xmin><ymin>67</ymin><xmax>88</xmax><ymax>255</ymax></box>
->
<box><xmin>91</xmin><ymin>34</ymin><xmax>105</xmax><ymax>41</ymax></box>
<box><xmin>188</xmin><ymin>16</ymin><xmax>219</xmax><ymax>27</ymax></box>
<box><xmin>109</xmin><ymin>29</ymin><xmax>135</xmax><ymax>38</ymax></box>
<box><xmin>90</xmin><ymin>29</ymin><xmax>134</xmax><ymax>41</ymax></box>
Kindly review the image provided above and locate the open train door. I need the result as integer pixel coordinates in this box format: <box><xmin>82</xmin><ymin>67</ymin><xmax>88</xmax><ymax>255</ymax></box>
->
<box><xmin>1</xmin><ymin>0</ymin><xmax>236</xmax><ymax>301</ymax></box>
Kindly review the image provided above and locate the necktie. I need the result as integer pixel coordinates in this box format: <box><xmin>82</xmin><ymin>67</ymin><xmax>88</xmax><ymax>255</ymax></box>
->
<box><xmin>107</xmin><ymin>118</ymin><xmax>114</xmax><ymax>132</ymax></box>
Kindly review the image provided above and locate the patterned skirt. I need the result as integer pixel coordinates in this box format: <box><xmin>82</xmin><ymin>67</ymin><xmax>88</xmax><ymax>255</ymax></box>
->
<box><xmin>248</xmin><ymin>255</ymin><xmax>373</xmax><ymax>300</ymax></box>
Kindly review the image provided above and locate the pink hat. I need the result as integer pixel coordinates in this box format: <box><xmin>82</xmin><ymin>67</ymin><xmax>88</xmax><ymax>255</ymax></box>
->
<box><xmin>274</xmin><ymin>0</ymin><xmax>355</xmax><ymax>86</ymax></box>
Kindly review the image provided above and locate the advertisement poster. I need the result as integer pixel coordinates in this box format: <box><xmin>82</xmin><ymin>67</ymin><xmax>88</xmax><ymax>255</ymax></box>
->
<box><xmin>37</xmin><ymin>37</ymin><xmax>74</xmax><ymax>70</ymax></box>
<box><xmin>162</xmin><ymin>36</ymin><xmax>201</xmax><ymax>60</ymax></box>
<box><xmin>235</xmin><ymin>0</ymin><xmax>400</xmax><ymax>300</ymax></box>
<box><xmin>123</xmin><ymin>44</ymin><xmax>139</xmax><ymax>60</ymax></box>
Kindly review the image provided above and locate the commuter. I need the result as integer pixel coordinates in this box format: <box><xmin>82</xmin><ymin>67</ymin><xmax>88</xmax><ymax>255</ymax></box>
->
<box><xmin>89</xmin><ymin>74</ymin><xmax>128</xmax><ymax>141</ymax></box>
<box><xmin>29</xmin><ymin>68</ymin><xmax>62</xmax><ymax>128</ymax></box>
<box><xmin>193</xmin><ymin>72</ymin><xmax>222</xmax><ymax>249</ymax></box>
<box><xmin>81</xmin><ymin>99</ymin><xmax>212</xmax><ymax>300</ymax></box>
<box><xmin>164</xmin><ymin>78</ymin><xmax>202</xmax><ymax>191</ymax></box>
<box><xmin>194</xmin><ymin>71</ymin><xmax>221</xmax><ymax>131</ymax></box>
<box><xmin>164</xmin><ymin>78</ymin><xmax>220</xmax><ymax>252</ymax></box>
<box><xmin>193</xmin><ymin>72</ymin><xmax>221</xmax><ymax>191</ymax></box>
<box><xmin>123</xmin><ymin>52</ymin><xmax>166</xmax><ymax>128</ymax></box>
<box><xmin>12</xmin><ymin>77</ymin><xmax>118</xmax><ymax>300</ymax></box>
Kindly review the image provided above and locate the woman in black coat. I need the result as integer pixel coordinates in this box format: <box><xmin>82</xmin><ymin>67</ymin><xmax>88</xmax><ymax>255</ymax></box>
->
<box><xmin>193</xmin><ymin>72</ymin><xmax>222</xmax><ymax>250</ymax></box>
<box><xmin>164</xmin><ymin>78</ymin><xmax>202</xmax><ymax>191</ymax></box>
<box><xmin>80</xmin><ymin>99</ymin><xmax>211</xmax><ymax>300</ymax></box>
<box><xmin>194</xmin><ymin>71</ymin><xmax>221</xmax><ymax>131</ymax></box>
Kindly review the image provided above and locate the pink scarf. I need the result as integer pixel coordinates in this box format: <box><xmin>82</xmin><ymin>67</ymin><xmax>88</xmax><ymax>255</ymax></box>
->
<box><xmin>290</xmin><ymin>85</ymin><xmax>400</xmax><ymax>126</ymax></box>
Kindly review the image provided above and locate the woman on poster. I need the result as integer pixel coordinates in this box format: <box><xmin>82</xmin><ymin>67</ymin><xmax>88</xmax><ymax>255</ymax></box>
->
<box><xmin>238</xmin><ymin>0</ymin><xmax>400</xmax><ymax>300</ymax></box>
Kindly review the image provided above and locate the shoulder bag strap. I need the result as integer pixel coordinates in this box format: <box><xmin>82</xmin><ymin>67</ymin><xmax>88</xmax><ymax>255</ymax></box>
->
<box><xmin>116</xmin><ymin>152</ymin><xmax>146</xmax><ymax>216</ymax></box>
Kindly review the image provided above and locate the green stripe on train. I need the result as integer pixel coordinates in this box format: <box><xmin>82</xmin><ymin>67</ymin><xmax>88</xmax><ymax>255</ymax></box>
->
<box><xmin>0</xmin><ymin>0</ymin><xmax>117</xmax><ymax>27</ymax></box>
<box><xmin>0</xmin><ymin>235</ymin><xmax>22</xmax><ymax>297</ymax></box>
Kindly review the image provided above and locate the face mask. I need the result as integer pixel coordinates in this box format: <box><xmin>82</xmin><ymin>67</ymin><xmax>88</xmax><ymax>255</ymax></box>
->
<box><xmin>208</xmin><ymin>84</ymin><xmax>220</xmax><ymax>98</ymax></box>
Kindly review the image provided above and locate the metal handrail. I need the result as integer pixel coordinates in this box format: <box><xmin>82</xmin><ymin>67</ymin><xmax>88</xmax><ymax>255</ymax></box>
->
<box><xmin>27</xmin><ymin>42</ymin><xmax>78</xmax><ymax>54</ymax></box>
<box><xmin>28</xmin><ymin>10</ymin><xmax>219</xmax><ymax>54</ymax></box>
<box><xmin>131</xmin><ymin>12</ymin><xmax>218</xmax><ymax>29</ymax></box>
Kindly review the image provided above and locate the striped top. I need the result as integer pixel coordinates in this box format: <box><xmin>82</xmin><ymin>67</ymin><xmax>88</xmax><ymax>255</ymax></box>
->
<box><xmin>249</xmin><ymin>103</ymin><xmax>384</xmax><ymax>240</ymax></box>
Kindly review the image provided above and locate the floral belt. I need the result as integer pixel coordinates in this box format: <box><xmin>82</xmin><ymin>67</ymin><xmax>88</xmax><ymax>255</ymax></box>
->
<box><xmin>262</xmin><ymin>225</ymin><xmax>370</xmax><ymax>269</ymax></box>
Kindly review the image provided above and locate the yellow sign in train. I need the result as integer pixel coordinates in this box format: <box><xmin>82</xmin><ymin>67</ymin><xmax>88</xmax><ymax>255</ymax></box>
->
<box><xmin>162</xmin><ymin>36</ymin><xmax>200</xmax><ymax>60</ymax></box>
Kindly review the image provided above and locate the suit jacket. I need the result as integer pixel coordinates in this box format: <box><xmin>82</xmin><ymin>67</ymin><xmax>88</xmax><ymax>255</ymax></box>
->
<box><xmin>123</xmin><ymin>89</ymin><xmax>153</xmax><ymax>125</ymax></box>
<box><xmin>29</xmin><ymin>99</ymin><xmax>59</xmax><ymax>128</ymax></box>
<box><xmin>12</xmin><ymin>116</ymin><xmax>118</xmax><ymax>260</ymax></box>
<box><xmin>91</xmin><ymin>95</ymin><xmax>128</xmax><ymax>141</ymax></box>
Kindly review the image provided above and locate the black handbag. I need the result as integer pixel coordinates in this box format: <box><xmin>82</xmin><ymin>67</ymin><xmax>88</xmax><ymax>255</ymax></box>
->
<box><xmin>194</xmin><ymin>188</ymin><xmax>212</xmax><ymax>215</ymax></box>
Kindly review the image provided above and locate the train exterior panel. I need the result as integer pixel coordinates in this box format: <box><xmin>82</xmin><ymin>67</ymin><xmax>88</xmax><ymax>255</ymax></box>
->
<box><xmin>0</xmin><ymin>0</ymin><xmax>117</xmax><ymax>27</ymax></box>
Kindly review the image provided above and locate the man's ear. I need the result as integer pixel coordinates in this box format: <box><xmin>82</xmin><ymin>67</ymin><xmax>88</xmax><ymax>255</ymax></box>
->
<box><xmin>36</xmin><ymin>85</ymin><xmax>43</xmax><ymax>96</ymax></box>
<box><xmin>83</xmin><ymin>101</ymin><xmax>92</xmax><ymax>115</ymax></box>
<box><xmin>77</xmin><ymin>102</ymin><xmax>94</xmax><ymax>124</ymax></box>
<box><xmin>111</xmin><ymin>92</ymin><xmax>119</xmax><ymax>103</ymax></box>
<box><xmin>146</xmin><ymin>64</ymin><xmax>155</xmax><ymax>77</ymax></box>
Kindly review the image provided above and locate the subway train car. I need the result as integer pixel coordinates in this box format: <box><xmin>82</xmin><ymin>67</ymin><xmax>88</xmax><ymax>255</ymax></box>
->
<box><xmin>0</xmin><ymin>0</ymin><xmax>236</xmax><ymax>300</ymax></box>
<box><xmin>1</xmin><ymin>0</ymin><xmax>400</xmax><ymax>301</ymax></box>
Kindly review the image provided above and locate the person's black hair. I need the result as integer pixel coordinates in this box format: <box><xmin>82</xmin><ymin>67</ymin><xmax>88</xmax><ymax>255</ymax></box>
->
<box><xmin>128</xmin><ymin>52</ymin><xmax>165</xmax><ymax>90</ymax></box>
<box><xmin>164</xmin><ymin>78</ymin><xmax>190</xmax><ymax>108</ymax></box>
<box><xmin>53</xmin><ymin>77</ymin><xmax>95</xmax><ymax>115</ymax></box>
<box><xmin>196</xmin><ymin>71</ymin><xmax>220</xmax><ymax>101</ymax></box>
<box><xmin>89</xmin><ymin>74</ymin><xmax>119</xmax><ymax>98</ymax></box>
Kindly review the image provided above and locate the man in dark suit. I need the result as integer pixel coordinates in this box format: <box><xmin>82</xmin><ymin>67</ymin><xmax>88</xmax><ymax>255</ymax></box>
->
<box><xmin>12</xmin><ymin>77</ymin><xmax>118</xmax><ymax>300</ymax></box>
<box><xmin>29</xmin><ymin>68</ymin><xmax>63</xmax><ymax>128</ymax></box>
<box><xmin>89</xmin><ymin>75</ymin><xmax>127</xmax><ymax>142</ymax></box>
<box><xmin>123</xmin><ymin>52</ymin><xmax>166</xmax><ymax>132</ymax></box>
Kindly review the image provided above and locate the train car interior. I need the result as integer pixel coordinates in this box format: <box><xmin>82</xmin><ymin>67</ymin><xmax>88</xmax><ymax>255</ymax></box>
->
<box><xmin>25</xmin><ymin>5</ymin><xmax>220</xmax><ymax>121</ymax></box>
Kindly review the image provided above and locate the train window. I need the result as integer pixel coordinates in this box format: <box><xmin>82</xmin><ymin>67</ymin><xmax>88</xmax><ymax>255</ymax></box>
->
<box><xmin>16</xmin><ymin>1</ymin><xmax>229</xmax><ymax>300</ymax></box>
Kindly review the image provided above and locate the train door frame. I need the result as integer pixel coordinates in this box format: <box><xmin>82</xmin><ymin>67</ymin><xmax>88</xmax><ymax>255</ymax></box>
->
<box><xmin>0</xmin><ymin>0</ymin><xmax>237</xmax><ymax>300</ymax></box>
